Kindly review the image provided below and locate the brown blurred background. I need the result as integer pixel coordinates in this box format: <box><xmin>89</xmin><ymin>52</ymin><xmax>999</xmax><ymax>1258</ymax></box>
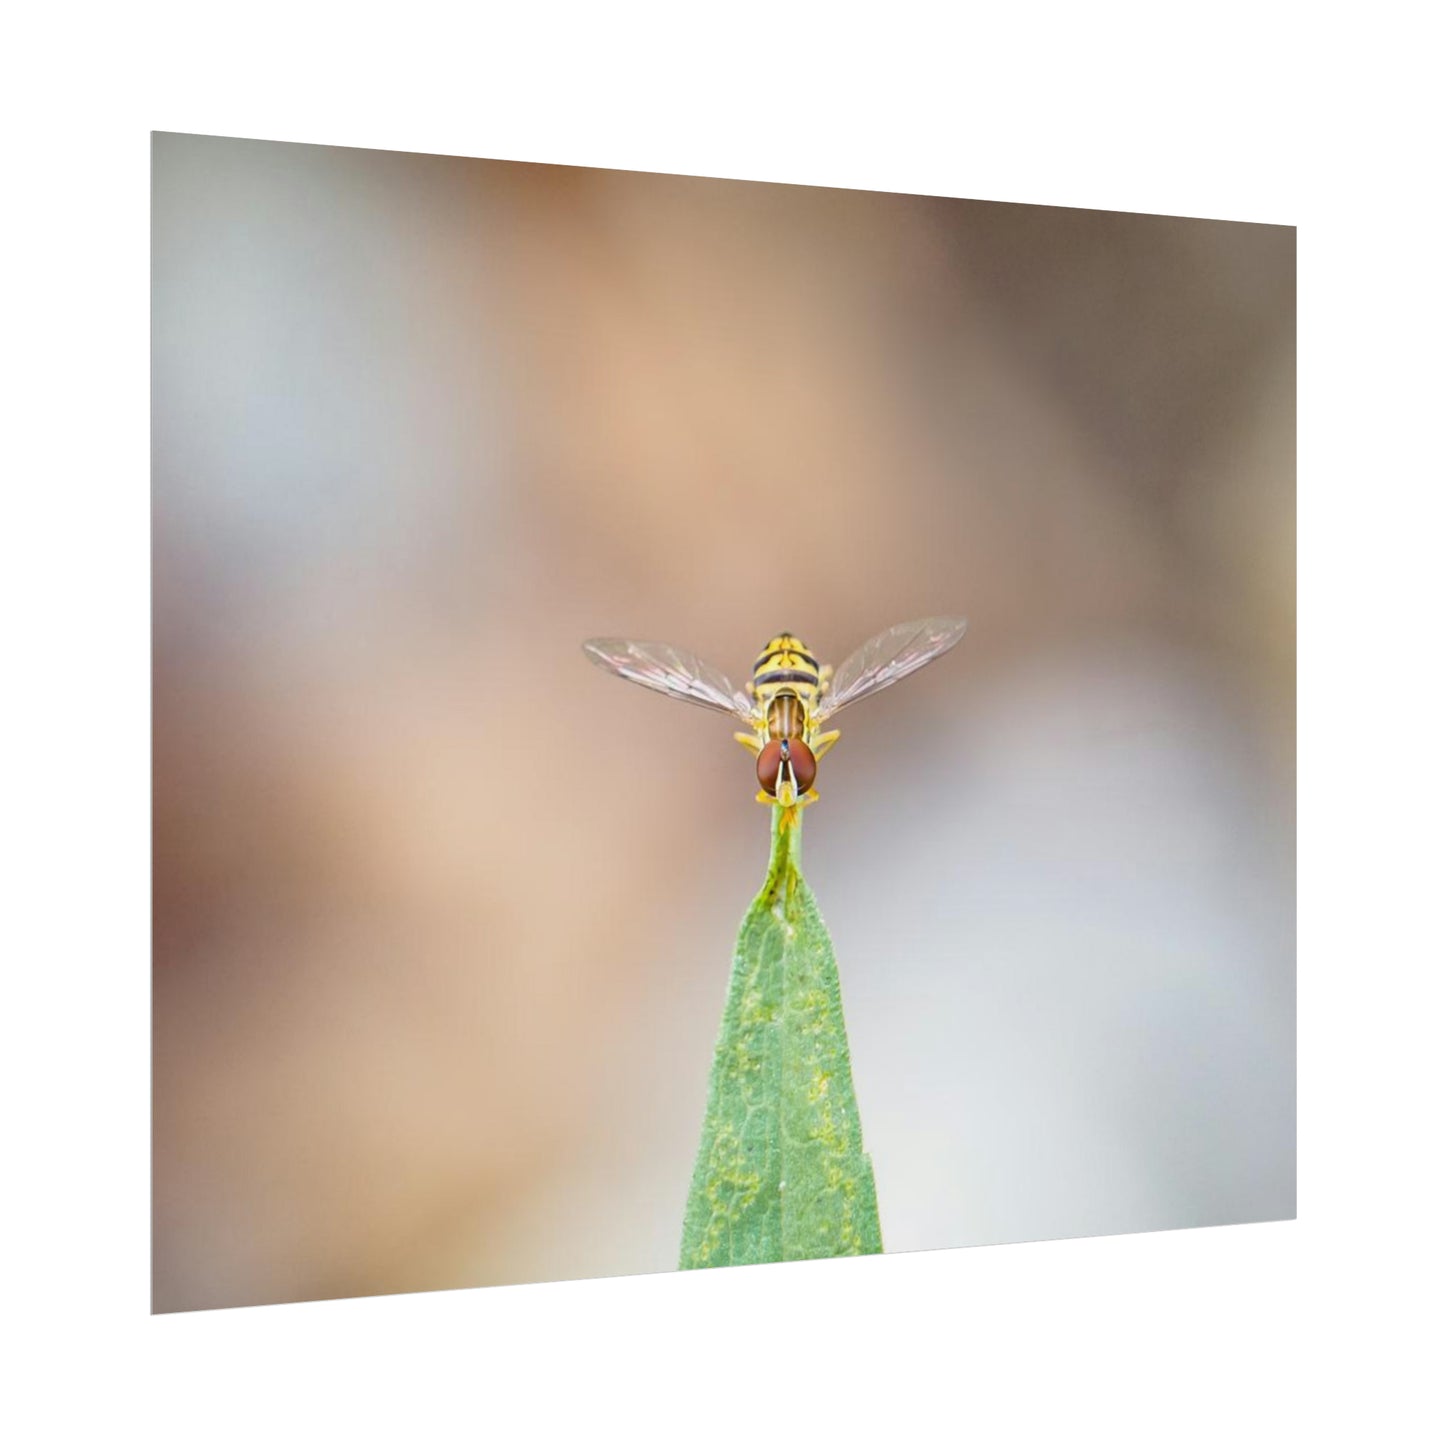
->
<box><xmin>152</xmin><ymin>133</ymin><xmax>1294</xmax><ymax>1313</ymax></box>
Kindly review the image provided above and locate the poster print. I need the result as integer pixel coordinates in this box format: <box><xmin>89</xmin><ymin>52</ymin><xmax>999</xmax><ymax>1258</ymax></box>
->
<box><xmin>152</xmin><ymin>132</ymin><xmax>1294</xmax><ymax>1312</ymax></box>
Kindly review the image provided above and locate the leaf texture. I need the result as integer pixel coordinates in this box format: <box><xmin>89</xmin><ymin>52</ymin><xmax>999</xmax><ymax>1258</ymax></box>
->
<box><xmin>680</xmin><ymin>807</ymin><xmax>883</xmax><ymax>1268</ymax></box>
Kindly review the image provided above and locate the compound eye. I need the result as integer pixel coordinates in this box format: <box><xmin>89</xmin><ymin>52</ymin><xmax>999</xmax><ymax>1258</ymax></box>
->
<box><xmin>756</xmin><ymin>738</ymin><xmax>818</xmax><ymax>796</ymax></box>
<box><xmin>787</xmin><ymin>739</ymin><xmax>817</xmax><ymax>793</ymax></box>
<box><xmin>756</xmin><ymin>738</ymin><xmax>785</xmax><ymax>796</ymax></box>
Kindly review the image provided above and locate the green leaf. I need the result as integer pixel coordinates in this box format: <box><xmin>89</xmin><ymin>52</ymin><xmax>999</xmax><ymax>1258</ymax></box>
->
<box><xmin>680</xmin><ymin>806</ymin><xmax>883</xmax><ymax>1269</ymax></box>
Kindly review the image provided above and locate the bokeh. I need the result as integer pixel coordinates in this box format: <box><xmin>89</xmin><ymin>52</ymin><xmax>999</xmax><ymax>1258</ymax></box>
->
<box><xmin>152</xmin><ymin>133</ymin><xmax>1294</xmax><ymax>1312</ymax></box>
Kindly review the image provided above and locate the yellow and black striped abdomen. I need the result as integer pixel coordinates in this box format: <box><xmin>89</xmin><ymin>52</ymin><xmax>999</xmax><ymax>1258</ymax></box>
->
<box><xmin>752</xmin><ymin>633</ymin><xmax>822</xmax><ymax>736</ymax></box>
<box><xmin>753</xmin><ymin>633</ymin><xmax>822</xmax><ymax>694</ymax></box>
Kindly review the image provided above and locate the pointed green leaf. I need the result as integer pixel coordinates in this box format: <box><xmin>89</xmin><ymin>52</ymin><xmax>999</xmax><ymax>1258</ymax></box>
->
<box><xmin>680</xmin><ymin>806</ymin><xmax>883</xmax><ymax>1268</ymax></box>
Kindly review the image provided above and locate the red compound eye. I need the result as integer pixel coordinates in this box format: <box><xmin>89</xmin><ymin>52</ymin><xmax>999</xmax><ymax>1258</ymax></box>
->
<box><xmin>756</xmin><ymin>739</ymin><xmax>784</xmax><ymax>795</ymax></box>
<box><xmin>788</xmin><ymin>739</ymin><xmax>817</xmax><ymax>793</ymax></box>
<box><xmin>756</xmin><ymin>738</ymin><xmax>817</xmax><ymax>796</ymax></box>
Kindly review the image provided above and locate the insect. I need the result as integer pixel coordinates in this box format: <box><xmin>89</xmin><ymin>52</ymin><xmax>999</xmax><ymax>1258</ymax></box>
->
<box><xmin>582</xmin><ymin>617</ymin><xmax>968</xmax><ymax>808</ymax></box>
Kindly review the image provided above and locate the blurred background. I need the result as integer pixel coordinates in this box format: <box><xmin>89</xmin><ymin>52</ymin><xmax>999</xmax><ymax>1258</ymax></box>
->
<box><xmin>152</xmin><ymin>132</ymin><xmax>1294</xmax><ymax>1313</ymax></box>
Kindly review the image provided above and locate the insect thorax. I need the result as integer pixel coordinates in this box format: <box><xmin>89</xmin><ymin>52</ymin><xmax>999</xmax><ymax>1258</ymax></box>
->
<box><xmin>763</xmin><ymin>689</ymin><xmax>812</xmax><ymax>739</ymax></box>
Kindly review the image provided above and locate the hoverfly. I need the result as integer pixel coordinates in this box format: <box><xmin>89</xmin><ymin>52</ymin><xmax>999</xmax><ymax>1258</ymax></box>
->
<box><xmin>582</xmin><ymin>617</ymin><xmax>967</xmax><ymax>808</ymax></box>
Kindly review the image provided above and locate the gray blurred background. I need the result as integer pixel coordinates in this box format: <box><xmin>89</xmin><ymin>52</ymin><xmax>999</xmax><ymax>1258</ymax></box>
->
<box><xmin>152</xmin><ymin>132</ymin><xmax>1294</xmax><ymax>1313</ymax></box>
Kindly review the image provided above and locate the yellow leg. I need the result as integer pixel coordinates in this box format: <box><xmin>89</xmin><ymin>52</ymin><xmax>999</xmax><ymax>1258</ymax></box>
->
<box><xmin>755</xmin><ymin>791</ymin><xmax>818</xmax><ymax>809</ymax></box>
<box><xmin>811</xmin><ymin>729</ymin><xmax>841</xmax><ymax>761</ymax></box>
<box><xmin>734</xmin><ymin>731</ymin><xmax>763</xmax><ymax>756</ymax></box>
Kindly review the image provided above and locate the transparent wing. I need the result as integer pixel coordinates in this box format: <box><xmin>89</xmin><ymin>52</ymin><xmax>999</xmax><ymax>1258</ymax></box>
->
<box><xmin>582</xmin><ymin>638</ymin><xmax>757</xmax><ymax>721</ymax></box>
<box><xmin>815</xmin><ymin>616</ymin><xmax>968</xmax><ymax>721</ymax></box>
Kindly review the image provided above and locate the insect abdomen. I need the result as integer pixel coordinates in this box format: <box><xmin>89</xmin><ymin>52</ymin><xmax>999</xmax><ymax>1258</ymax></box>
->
<box><xmin>754</xmin><ymin>634</ymin><xmax>821</xmax><ymax>677</ymax></box>
<box><xmin>754</xmin><ymin>637</ymin><xmax>820</xmax><ymax>689</ymax></box>
<box><xmin>754</xmin><ymin>634</ymin><xmax>821</xmax><ymax>739</ymax></box>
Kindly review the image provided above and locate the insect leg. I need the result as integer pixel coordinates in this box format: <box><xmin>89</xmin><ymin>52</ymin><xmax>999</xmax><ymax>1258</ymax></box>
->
<box><xmin>734</xmin><ymin>730</ymin><xmax>764</xmax><ymax>756</ymax></box>
<box><xmin>811</xmin><ymin>729</ymin><xmax>841</xmax><ymax>761</ymax></box>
